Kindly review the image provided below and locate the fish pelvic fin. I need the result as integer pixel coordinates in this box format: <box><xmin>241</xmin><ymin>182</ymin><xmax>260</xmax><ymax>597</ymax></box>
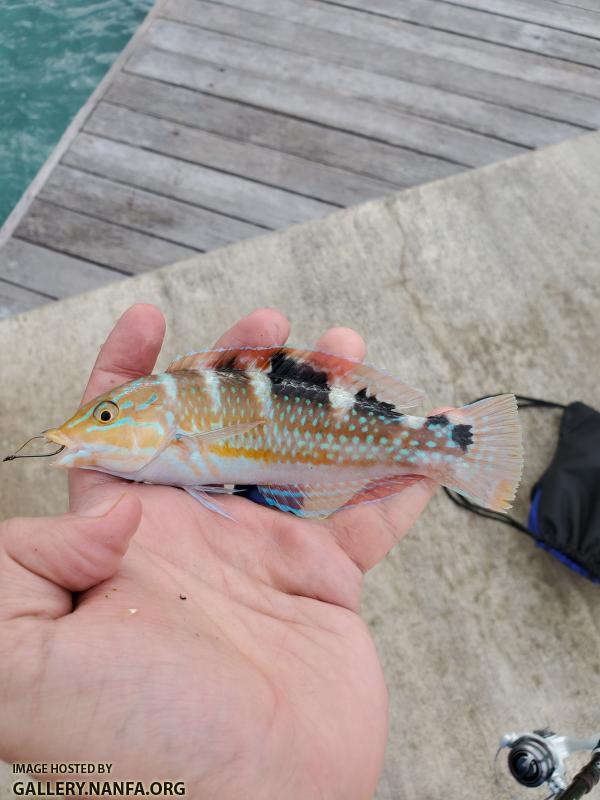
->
<box><xmin>184</xmin><ymin>486</ymin><xmax>237</xmax><ymax>520</ymax></box>
<box><xmin>440</xmin><ymin>394</ymin><xmax>523</xmax><ymax>512</ymax></box>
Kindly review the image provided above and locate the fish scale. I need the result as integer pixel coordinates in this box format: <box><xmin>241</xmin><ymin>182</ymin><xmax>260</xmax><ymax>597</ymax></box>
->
<box><xmin>30</xmin><ymin>345</ymin><xmax>523</xmax><ymax>519</ymax></box>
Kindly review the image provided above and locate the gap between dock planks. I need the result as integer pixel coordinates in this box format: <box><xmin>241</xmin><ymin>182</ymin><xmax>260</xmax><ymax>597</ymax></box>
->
<box><xmin>156</xmin><ymin>2</ymin><xmax>586</xmax><ymax>147</ymax></box>
<box><xmin>342</xmin><ymin>0</ymin><xmax>600</xmax><ymax>68</ymax></box>
<box><xmin>439</xmin><ymin>0</ymin><xmax>600</xmax><ymax>39</ymax></box>
<box><xmin>155</xmin><ymin>0</ymin><xmax>600</xmax><ymax>127</ymax></box>
<box><xmin>126</xmin><ymin>46</ymin><xmax>526</xmax><ymax>167</ymax></box>
<box><xmin>185</xmin><ymin>0</ymin><xmax>600</xmax><ymax>98</ymax></box>
<box><xmin>83</xmin><ymin>102</ymin><xmax>398</xmax><ymax>207</ymax></box>
<box><xmin>104</xmin><ymin>74</ymin><xmax>464</xmax><ymax>187</ymax></box>
<box><xmin>2</xmin><ymin>0</ymin><xmax>600</xmax><ymax>317</ymax></box>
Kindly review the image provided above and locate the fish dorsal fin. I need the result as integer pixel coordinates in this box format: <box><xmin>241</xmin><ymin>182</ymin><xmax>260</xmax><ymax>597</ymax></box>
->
<box><xmin>167</xmin><ymin>347</ymin><xmax>278</xmax><ymax>374</ymax></box>
<box><xmin>257</xmin><ymin>474</ymin><xmax>422</xmax><ymax>519</ymax></box>
<box><xmin>167</xmin><ymin>346</ymin><xmax>425</xmax><ymax>411</ymax></box>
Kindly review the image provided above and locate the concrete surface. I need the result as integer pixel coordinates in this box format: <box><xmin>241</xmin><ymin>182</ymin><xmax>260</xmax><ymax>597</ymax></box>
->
<box><xmin>1</xmin><ymin>131</ymin><xmax>600</xmax><ymax>799</ymax></box>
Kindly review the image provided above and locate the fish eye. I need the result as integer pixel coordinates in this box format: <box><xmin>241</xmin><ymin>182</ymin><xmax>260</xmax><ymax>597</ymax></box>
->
<box><xmin>93</xmin><ymin>401</ymin><xmax>119</xmax><ymax>424</ymax></box>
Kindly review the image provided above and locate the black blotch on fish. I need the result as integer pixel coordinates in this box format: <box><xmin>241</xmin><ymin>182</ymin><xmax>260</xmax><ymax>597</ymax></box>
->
<box><xmin>353</xmin><ymin>387</ymin><xmax>404</xmax><ymax>421</ymax></box>
<box><xmin>268</xmin><ymin>351</ymin><xmax>330</xmax><ymax>403</ymax></box>
<box><xmin>426</xmin><ymin>413</ymin><xmax>449</xmax><ymax>428</ymax></box>
<box><xmin>214</xmin><ymin>353</ymin><xmax>239</xmax><ymax>372</ymax></box>
<box><xmin>452</xmin><ymin>424</ymin><xmax>473</xmax><ymax>451</ymax></box>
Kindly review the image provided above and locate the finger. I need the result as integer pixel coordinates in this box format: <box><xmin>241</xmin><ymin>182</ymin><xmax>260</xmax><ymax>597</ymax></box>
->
<box><xmin>212</xmin><ymin>307</ymin><xmax>290</xmax><ymax>350</ymax></box>
<box><xmin>326</xmin><ymin>407</ymin><xmax>452</xmax><ymax>572</ymax></box>
<box><xmin>0</xmin><ymin>494</ymin><xmax>141</xmax><ymax>621</ymax></box>
<box><xmin>81</xmin><ymin>303</ymin><xmax>166</xmax><ymax>404</ymax></box>
<box><xmin>315</xmin><ymin>326</ymin><xmax>366</xmax><ymax>364</ymax></box>
<box><xmin>70</xmin><ymin>304</ymin><xmax>166</xmax><ymax>508</ymax></box>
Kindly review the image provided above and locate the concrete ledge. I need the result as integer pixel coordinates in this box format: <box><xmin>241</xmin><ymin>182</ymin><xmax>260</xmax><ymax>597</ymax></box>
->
<box><xmin>1</xmin><ymin>132</ymin><xmax>600</xmax><ymax>798</ymax></box>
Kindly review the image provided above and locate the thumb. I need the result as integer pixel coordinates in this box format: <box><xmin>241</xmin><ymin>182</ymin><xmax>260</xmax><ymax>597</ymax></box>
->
<box><xmin>0</xmin><ymin>493</ymin><xmax>142</xmax><ymax>621</ymax></box>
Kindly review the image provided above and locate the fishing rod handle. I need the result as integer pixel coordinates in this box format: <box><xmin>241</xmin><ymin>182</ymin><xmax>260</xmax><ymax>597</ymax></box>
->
<box><xmin>557</xmin><ymin>753</ymin><xmax>600</xmax><ymax>800</ymax></box>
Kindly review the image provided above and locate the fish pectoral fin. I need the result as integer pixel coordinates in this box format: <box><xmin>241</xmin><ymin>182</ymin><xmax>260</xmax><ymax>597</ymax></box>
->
<box><xmin>256</xmin><ymin>474</ymin><xmax>423</xmax><ymax>519</ymax></box>
<box><xmin>176</xmin><ymin>420</ymin><xmax>266</xmax><ymax>444</ymax></box>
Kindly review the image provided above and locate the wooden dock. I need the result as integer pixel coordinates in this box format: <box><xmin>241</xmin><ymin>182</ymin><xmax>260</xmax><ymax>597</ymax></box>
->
<box><xmin>2</xmin><ymin>0</ymin><xmax>600</xmax><ymax>318</ymax></box>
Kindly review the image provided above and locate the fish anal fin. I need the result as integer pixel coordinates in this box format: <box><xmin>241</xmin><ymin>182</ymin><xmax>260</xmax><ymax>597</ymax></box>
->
<box><xmin>257</xmin><ymin>474</ymin><xmax>422</xmax><ymax>519</ymax></box>
<box><xmin>339</xmin><ymin>474</ymin><xmax>424</xmax><ymax>510</ymax></box>
<box><xmin>257</xmin><ymin>483</ymin><xmax>357</xmax><ymax>519</ymax></box>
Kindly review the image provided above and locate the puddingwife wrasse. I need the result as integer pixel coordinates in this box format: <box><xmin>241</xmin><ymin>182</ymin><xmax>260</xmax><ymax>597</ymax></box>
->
<box><xmin>10</xmin><ymin>346</ymin><xmax>523</xmax><ymax>518</ymax></box>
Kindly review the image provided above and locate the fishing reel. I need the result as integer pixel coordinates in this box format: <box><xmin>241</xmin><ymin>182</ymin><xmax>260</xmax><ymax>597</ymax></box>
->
<box><xmin>495</xmin><ymin>730</ymin><xmax>600</xmax><ymax>799</ymax></box>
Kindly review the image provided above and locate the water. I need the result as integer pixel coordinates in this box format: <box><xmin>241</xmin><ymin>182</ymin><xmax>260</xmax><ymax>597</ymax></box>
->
<box><xmin>0</xmin><ymin>0</ymin><xmax>153</xmax><ymax>227</ymax></box>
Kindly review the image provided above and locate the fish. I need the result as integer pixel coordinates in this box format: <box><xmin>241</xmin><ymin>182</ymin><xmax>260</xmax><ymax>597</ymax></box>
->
<box><xmin>8</xmin><ymin>346</ymin><xmax>523</xmax><ymax>519</ymax></box>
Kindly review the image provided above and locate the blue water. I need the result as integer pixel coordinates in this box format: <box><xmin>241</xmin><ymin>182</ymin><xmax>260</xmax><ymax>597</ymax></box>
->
<box><xmin>0</xmin><ymin>0</ymin><xmax>153</xmax><ymax>226</ymax></box>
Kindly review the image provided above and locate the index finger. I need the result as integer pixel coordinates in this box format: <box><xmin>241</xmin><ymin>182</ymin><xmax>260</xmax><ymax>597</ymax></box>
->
<box><xmin>80</xmin><ymin>303</ymin><xmax>166</xmax><ymax>405</ymax></box>
<box><xmin>211</xmin><ymin>307</ymin><xmax>290</xmax><ymax>350</ymax></box>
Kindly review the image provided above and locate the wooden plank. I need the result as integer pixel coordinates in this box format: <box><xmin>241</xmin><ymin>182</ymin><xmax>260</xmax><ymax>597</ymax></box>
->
<box><xmin>548</xmin><ymin>0</ymin><xmax>600</xmax><ymax>11</ymax></box>
<box><xmin>0</xmin><ymin>280</ymin><xmax>51</xmax><ymax>321</ymax></box>
<box><xmin>85</xmin><ymin>102</ymin><xmax>397</xmax><ymax>205</ymax></box>
<box><xmin>375</xmin><ymin>0</ymin><xmax>600</xmax><ymax>68</ymax></box>
<box><xmin>0</xmin><ymin>239</ymin><xmax>115</xmax><ymax>299</ymax></box>
<box><xmin>160</xmin><ymin>0</ymin><xmax>585</xmax><ymax>148</ymax></box>
<box><xmin>126</xmin><ymin>46</ymin><xmax>524</xmax><ymax>167</ymax></box>
<box><xmin>40</xmin><ymin>165</ymin><xmax>265</xmax><ymax>251</ymax></box>
<box><xmin>63</xmin><ymin>133</ymin><xmax>336</xmax><ymax>228</ymax></box>
<box><xmin>289</xmin><ymin>0</ymin><xmax>600</xmax><ymax>98</ymax></box>
<box><xmin>15</xmin><ymin>201</ymin><xmax>197</xmax><ymax>273</ymax></box>
<box><xmin>440</xmin><ymin>0</ymin><xmax>600</xmax><ymax>39</ymax></box>
<box><xmin>106</xmin><ymin>74</ymin><xmax>462</xmax><ymax>187</ymax></box>
<box><xmin>181</xmin><ymin>0</ymin><xmax>600</xmax><ymax>127</ymax></box>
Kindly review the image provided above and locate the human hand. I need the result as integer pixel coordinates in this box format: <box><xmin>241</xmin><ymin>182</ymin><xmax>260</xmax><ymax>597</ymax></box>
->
<box><xmin>0</xmin><ymin>305</ymin><xmax>437</xmax><ymax>799</ymax></box>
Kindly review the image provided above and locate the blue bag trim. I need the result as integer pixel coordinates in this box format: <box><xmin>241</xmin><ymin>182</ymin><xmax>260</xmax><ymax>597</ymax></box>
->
<box><xmin>527</xmin><ymin>485</ymin><xmax>542</xmax><ymax>535</ymax></box>
<box><xmin>529</xmin><ymin>486</ymin><xmax>600</xmax><ymax>584</ymax></box>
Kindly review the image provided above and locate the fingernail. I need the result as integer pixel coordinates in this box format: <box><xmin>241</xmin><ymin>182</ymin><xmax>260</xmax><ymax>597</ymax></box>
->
<box><xmin>78</xmin><ymin>493</ymin><xmax>125</xmax><ymax>518</ymax></box>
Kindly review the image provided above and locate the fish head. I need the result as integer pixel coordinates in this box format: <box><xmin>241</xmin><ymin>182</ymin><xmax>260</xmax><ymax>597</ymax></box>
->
<box><xmin>44</xmin><ymin>377</ymin><xmax>175</xmax><ymax>475</ymax></box>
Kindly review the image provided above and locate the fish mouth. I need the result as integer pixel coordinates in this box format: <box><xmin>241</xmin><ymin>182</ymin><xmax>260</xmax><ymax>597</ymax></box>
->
<box><xmin>43</xmin><ymin>428</ymin><xmax>77</xmax><ymax>450</ymax></box>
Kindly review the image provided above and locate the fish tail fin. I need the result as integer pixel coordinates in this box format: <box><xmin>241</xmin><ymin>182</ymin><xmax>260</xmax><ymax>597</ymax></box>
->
<box><xmin>442</xmin><ymin>394</ymin><xmax>523</xmax><ymax>512</ymax></box>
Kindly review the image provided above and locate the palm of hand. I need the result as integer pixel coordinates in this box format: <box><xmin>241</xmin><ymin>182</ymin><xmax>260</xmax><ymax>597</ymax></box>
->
<box><xmin>50</xmin><ymin>486</ymin><xmax>385</xmax><ymax>799</ymax></box>
<box><xmin>1</xmin><ymin>306</ymin><xmax>436</xmax><ymax>800</ymax></box>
